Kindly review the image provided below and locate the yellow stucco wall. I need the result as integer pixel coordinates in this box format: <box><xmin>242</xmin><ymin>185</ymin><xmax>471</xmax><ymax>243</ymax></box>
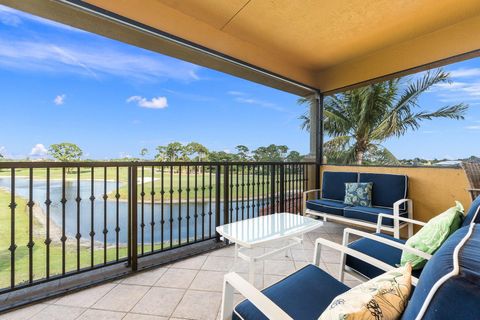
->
<box><xmin>320</xmin><ymin>165</ymin><xmax>472</xmax><ymax>223</ymax></box>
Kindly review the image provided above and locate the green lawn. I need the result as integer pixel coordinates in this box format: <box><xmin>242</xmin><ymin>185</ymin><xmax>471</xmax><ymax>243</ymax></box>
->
<box><xmin>0</xmin><ymin>190</ymin><xmax>131</xmax><ymax>289</ymax></box>
<box><xmin>0</xmin><ymin>167</ymin><xmax>303</xmax><ymax>202</ymax></box>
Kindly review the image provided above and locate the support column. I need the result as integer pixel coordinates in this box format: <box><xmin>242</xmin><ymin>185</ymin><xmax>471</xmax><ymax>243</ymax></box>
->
<box><xmin>313</xmin><ymin>91</ymin><xmax>324</xmax><ymax>189</ymax></box>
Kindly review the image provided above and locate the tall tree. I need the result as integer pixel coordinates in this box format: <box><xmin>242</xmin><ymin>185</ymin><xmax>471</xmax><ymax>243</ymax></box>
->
<box><xmin>140</xmin><ymin>148</ymin><xmax>149</xmax><ymax>158</ymax></box>
<box><xmin>186</xmin><ymin>142</ymin><xmax>209</xmax><ymax>161</ymax></box>
<box><xmin>298</xmin><ymin>69</ymin><xmax>468</xmax><ymax>164</ymax></box>
<box><xmin>235</xmin><ymin>145</ymin><xmax>250</xmax><ymax>161</ymax></box>
<box><xmin>252</xmin><ymin>144</ymin><xmax>289</xmax><ymax>162</ymax></box>
<box><xmin>155</xmin><ymin>146</ymin><xmax>167</xmax><ymax>161</ymax></box>
<box><xmin>49</xmin><ymin>143</ymin><xmax>83</xmax><ymax>162</ymax></box>
<box><xmin>286</xmin><ymin>151</ymin><xmax>303</xmax><ymax>162</ymax></box>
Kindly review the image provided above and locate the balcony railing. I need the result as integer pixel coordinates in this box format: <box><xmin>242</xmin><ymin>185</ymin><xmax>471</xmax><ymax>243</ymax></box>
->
<box><xmin>0</xmin><ymin>161</ymin><xmax>312</xmax><ymax>294</ymax></box>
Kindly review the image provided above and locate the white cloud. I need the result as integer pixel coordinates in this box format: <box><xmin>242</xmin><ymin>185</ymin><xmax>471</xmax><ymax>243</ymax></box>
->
<box><xmin>449</xmin><ymin>68</ymin><xmax>480</xmax><ymax>78</ymax></box>
<box><xmin>127</xmin><ymin>96</ymin><xmax>168</xmax><ymax>109</ymax></box>
<box><xmin>53</xmin><ymin>94</ymin><xmax>66</xmax><ymax>105</ymax></box>
<box><xmin>465</xmin><ymin>125</ymin><xmax>480</xmax><ymax>130</ymax></box>
<box><xmin>0</xmin><ymin>38</ymin><xmax>201</xmax><ymax>82</ymax></box>
<box><xmin>0</xmin><ymin>5</ymin><xmax>84</xmax><ymax>32</ymax></box>
<box><xmin>235</xmin><ymin>97</ymin><xmax>275</xmax><ymax>107</ymax></box>
<box><xmin>227</xmin><ymin>91</ymin><xmax>245</xmax><ymax>96</ymax></box>
<box><xmin>431</xmin><ymin>81</ymin><xmax>480</xmax><ymax>103</ymax></box>
<box><xmin>30</xmin><ymin>143</ymin><xmax>48</xmax><ymax>157</ymax></box>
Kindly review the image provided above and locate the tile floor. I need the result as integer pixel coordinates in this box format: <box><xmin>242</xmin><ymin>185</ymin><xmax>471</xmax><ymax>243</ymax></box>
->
<box><xmin>0</xmin><ymin>222</ymin><xmax>363</xmax><ymax>320</ymax></box>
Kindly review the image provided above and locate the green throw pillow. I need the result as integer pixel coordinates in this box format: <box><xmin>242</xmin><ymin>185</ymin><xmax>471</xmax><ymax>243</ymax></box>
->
<box><xmin>344</xmin><ymin>182</ymin><xmax>373</xmax><ymax>207</ymax></box>
<box><xmin>400</xmin><ymin>201</ymin><xmax>464</xmax><ymax>269</ymax></box>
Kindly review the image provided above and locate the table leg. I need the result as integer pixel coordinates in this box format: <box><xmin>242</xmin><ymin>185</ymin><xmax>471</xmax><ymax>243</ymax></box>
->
<box><xmin>234</xmin><ymin>243</ymin><xmax>238</xmax><ymax>266</ymax></box>
<box><xmin>248</xmin><ymin>260</ymin><xmax>255</xmax><ymax>284</ymax></box>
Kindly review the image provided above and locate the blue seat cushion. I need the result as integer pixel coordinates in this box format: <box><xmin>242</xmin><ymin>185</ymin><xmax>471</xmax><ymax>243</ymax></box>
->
<box><xmin>322</xmin><ymin>171</ymin><xmax>358</xmax><ymax>201</ymax></box>
<box><xmin>461</xmin><ymin>195</ymin><xmax>480</xmax><ymax>226</ymax></box>
<box><xmin>347</xmin><ymin>233</ymin><xmax>421</xmax><ymax>279</ymax></box>
<box><xmin>402</xmin><ymin>224</ymin><xmax>480</xmax><ymax>320</ymax></box>
<box><xmin>359</xmin><ymin>173</ymin><xmax>408</xmax><ymax>209</ymax></box>
<box><xmin>343</xmin><ymin>206</ymin><xmax>408</xmax><ymax>226</ymax></box>
<box><xmin>233</xmin><ymin>264</ymin><xmax>349</xmax><ymax>320</ymax></box>
<box><xmin>306</xmin><ymin>199</ymin><xmax>349</xmax><ymax>216</ymax></box>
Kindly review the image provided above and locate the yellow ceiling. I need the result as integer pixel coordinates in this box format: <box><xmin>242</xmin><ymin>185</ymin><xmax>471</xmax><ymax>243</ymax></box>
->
<box><xmin>3</xmin><ymin>0</ymin><xmax>480</xmax><ymax>94</ymax></box>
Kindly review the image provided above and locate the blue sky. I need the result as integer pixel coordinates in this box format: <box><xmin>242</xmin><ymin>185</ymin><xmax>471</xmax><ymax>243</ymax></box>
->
<box><xmin>0</xmin><ymin>5</ymin><xmax>478</xmax><ymax>160</ymax></box>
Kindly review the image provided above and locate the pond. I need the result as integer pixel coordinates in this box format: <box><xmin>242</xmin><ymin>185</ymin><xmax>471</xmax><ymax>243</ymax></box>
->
<box><xmin>0</xmin><ymin>177</ymin><xmax>263</xmax><ymax>245</ymax></box>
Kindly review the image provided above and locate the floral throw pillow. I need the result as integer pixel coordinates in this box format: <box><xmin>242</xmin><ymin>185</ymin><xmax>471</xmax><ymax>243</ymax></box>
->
<box><xmin>344</xmin><ymin>182</ymin><xmax>373</xmax><ymax>207</ymax></box>
<box><xmin>319</xmin><ymin>264</ymin><xmax>412</xmax><ymax>320</ymax></box>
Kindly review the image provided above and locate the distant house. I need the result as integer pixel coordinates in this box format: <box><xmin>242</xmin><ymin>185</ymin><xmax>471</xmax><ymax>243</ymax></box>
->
<box><xmin>435</xmin><ymin>160</ymin><xmax>462</xmax><ymax>167</ymax></box>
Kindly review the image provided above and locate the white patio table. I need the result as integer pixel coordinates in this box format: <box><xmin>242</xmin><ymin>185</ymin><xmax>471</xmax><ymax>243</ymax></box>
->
<box><xmin>215</xmin><ymin>212</ymin><xmax>323</xmax><ymax>284</ymax></box>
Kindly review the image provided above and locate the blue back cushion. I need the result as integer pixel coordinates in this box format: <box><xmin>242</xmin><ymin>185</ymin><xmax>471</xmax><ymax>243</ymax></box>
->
<box><xmin>462</xmin><ymin>195</ymin><xmax>480</xmax><ymax>226</ymax></box>
<box><xmin>359</xmin><ymin>173</ymin><xmax>407</xmax><ymax>208</ymax></box>
<box><xmin>402</xmin><ymin>224</ymin><xmax>480</xmax><ymax>320</ymax></box>
<box><xmin>321</xmin><ymin>171</ymin><xmax>358</xmax><ymax>201</ymax></box>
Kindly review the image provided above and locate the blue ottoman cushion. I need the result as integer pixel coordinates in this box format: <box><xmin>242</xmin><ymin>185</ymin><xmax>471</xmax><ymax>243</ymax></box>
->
<box><xmin>233</xmin><ymin>264</ymin><xmax>349</xmax><ymax>320</ymax></box>
<box><xmin>346</xmin><ymin>233</ymin><xmax>421</xmax><ymax>279</ymax></box>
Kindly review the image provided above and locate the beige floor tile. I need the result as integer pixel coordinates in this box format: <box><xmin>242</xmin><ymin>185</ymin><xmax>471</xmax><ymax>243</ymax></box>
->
<box><xmin>293</xmin><ymin>260</ymin><xmax>310</xmax><ymax>270</ymax></box>
<box><xmin>208</xmin><ymin>246</ymin><xmax>235</xmax><ymax>257</ymax></box>
<box><xmin>189</xmin><ymin>270</ymin><xmax>225</xmax><ymax>292</ymax></box>
<box><xmin>124</xmin><ymin>313</ymin><xmax>168</xmax><ymax>320</ymax></box>
<box><xmin>0</xmin><ymin>303</ymin><xmax>48</xmax><ymax>320</ymax></box>
<box><xmin>55</xmin><ymin>283</ymin><xmax>116</xmax><ymax>308</ymax></box>
<box><xmin>263</xmin><ymin>260</ymin><xmax>296</xmax><ymax>276</ymax></box>
<box><xmin>92</xmin><ymin>284</ymin><xmax>149</xmax><ymax>312</ymax></box>
<box><xmin>233</xmin><ymin>260</ymin><xmax>264</xmax><ymax>274</ymax></box>
<box><xmin>172</xmin><ymin>290</ymin><xmax>222</xmax><ymax>320</ymax></box>
<box><xmin>263</xmin><ymin>274</ymin><xmax>284</xmax><ymax>287</ymax></box>
<box><xmin>237</xmin><ymin>273</ymin><xmax>264</xmax><ymax>289</ymax></box>
<box><xmin>171</xmin><ymin>255</ymin><xmax>207</xmax><ymax>270</ymax></box>
<box><xmin>155</xmin><ymin>268</ymin><xmax>198</xmax><ymax>289</ymax></box>
<box><xmin>122</xmin><ymin>267</ymin><xmax>168</xmax><ymax>286</ymax></box>
<box><xmin>320</xmin><ymin>250</ymin><xmax>341</xmax><ymax>263</ymax></box>
<box><xmin>131</xmin><ymin>287</ymin><xmax>184</xmax><ymax>317</ymax></box>
<box><xmin>290</xmin><ymin>249</ymin><xmax>313</xmax><ymax>261</ymax></box>
<box><xmin>76</xmin><ymin>309</ymin><xmax>125</xmax><ymax>320</ymax></box>
<box><xmin>30</xmin><ymin>304</ymin><xmax>85</xmax><ymax>320</ymax></box>
<box><xmin>201</xmin><ymin>256</ymin><xmax>235</xmax><ymax>272</ymax></box>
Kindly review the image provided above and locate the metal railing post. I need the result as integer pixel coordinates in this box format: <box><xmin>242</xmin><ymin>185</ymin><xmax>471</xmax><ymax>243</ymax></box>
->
<box><xmin>223</xmin><ymin>164</ymin><xmax>230</xmax><ymax>225</ymax></box>
<box><xmin>270</xmin><ymin>164</ymin><xmax>276</xmax><ymax>214</ymax></box>
<box><xmin>215</xmin><ymin>164</ymin><xmax>221</xmax><ymax>241</ymax></box>
<box><xmin>130</xmin><ymin>165</ymin><xmax>138</xmax><ymax>271</ymax></box>
<box><xmin>279</xmin><ymin>165</ymin><xmax>285</xmax><ymax>212</ymax></box>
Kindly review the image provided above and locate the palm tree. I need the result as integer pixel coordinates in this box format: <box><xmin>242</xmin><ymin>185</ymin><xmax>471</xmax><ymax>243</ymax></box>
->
<box><xmin>298</xmin><ymin>69</ymin><xmax>468</xmax><ymax>165</ymax></box>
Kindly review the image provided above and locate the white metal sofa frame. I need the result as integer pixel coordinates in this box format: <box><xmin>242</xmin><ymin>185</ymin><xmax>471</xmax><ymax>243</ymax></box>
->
<box><xmin>303</xmin><ymin>190</ymin><xmax>414</xmax><ymax>239</ymax></box>
<box><xmin>338</xmin><ymin>213</ymin><xmax>430</xmax><ymax>283</ymax></box>
<box><xmin>220</xmin><ymin>234</ymin><xmax>420</xmax><ymax>320</ymax></box>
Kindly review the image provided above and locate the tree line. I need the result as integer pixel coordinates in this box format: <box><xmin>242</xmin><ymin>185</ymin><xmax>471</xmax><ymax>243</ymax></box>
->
<box><xmin>42</xmin><ymin>142</ymin><xmax>304</xmax><ymax>163</ymax></box>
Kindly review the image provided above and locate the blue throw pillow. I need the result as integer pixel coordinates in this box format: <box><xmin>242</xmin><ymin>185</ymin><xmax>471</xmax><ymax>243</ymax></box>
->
<box><xmin>344</xmin><ymin>182</ymin><xmax>373</xmax><ymax>207</ymax></box>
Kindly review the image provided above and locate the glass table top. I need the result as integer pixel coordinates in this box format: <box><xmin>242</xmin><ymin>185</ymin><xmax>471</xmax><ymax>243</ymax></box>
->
<box><xmin>215</xmin><ymin>212</ymin><xmax>323</xmax><ymax>247</ymax></box>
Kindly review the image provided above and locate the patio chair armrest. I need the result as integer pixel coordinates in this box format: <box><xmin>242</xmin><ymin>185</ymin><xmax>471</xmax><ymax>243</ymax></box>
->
<box><xmin>342</xmin><ymin>228</ymin><xmax>432</xmax><ymax>261</ymax></box>
<box><xmin>313</xmin><ymin>238</ymin><xmax>394</xmax><ymax>273</ymax></box>
<box><xmin>393</xmin><ymin>198</ymin><xmax>412</xmax><ymax>211</ymax></box>
<box><xmin>221</xmin><ymin>272</ymin><xmax>292</xmax><ymax>320</ymax></box>
<box><xmin>315</xmin><ymin>237</ymin><xmax>419</xmax><ymax>286</ymax></box>
<box><xmin>303</xmin><ymin>189</ymin><xmax>322</xmax><ymax>215</ymax></box>
<box><xmin>376</xmin><ymin>213</ymin><xmax>426</xmax><ymax>233</ymax></box>
<box><xmin>389</xmin><ymin>199</ymin><xmax>414</xmax><ymax>238</ymax></box>
<box><xmin>303</xmin><ymin>189</ymin><xmax>322</xmax><ymax>198</ymax></box>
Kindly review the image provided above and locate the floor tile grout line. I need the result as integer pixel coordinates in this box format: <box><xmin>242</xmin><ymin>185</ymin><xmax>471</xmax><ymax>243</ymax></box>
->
<box><xmin>26</xmin><ymin>303</ymin><xmax>49</xmax><ymax>320</ymax></box>
<box><xmin>54</xmin><ymin>282</ymin><xmax>118</xmax><ymax>309</ymax></box>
